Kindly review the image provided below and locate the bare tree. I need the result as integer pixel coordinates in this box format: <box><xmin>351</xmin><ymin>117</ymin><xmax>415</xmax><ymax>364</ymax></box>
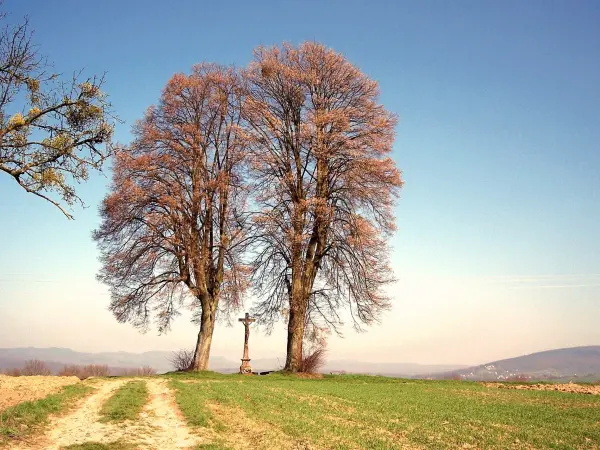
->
<box><xmin>0</xmin><ymin>11</ymin><xmax>114</xmax><ymax>219</ymax></box>
<box><xmin>244</xmin><ymin>42</ymin><xmax>402</xmax><ymax>372</ymax></box>
<box><xmin>58</xmin><ymin>364</ymin><xmax>110</xmax><ymax>379</ymax></box>
<box><xmin>113</xmin><ymin>366</ymin><xmax>157</xmax><ymax>376</ymax></box>
<box><xmin>21</xmin><ymin>359</ymin><xmax>52</xmax><ymax>376</ymax></box>
<box><xmin>169</xmin><ymin>349</ymin><xmax>195</xmax><ymax>372</ymax></box>
<box><xmin>94</xmin><ymin>64</ymin><xmax>250</xmax><ymax>371</ymax></box>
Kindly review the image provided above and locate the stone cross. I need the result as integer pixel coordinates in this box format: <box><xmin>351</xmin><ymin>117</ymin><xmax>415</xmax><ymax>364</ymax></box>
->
<box><xmin>238</xmin><ymin>312</ymin><xmax>256</xmax><ymax>374</ymax></box>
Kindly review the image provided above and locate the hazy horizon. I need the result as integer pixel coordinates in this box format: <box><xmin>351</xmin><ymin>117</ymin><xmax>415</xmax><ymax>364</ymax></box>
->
<box><xmin>0</xmin><ymin>344</ymin><xmax>592</xmax><ymax>370</ymax></box>
<box><xmin>2</xmin><ymin>272</ymin><xmax>598</xmax><ymax>367</ymax></box>
<box><xmin>1</xmin><ymin>1</ymin><xmax>599</xmax><ymax>368</ymax></box>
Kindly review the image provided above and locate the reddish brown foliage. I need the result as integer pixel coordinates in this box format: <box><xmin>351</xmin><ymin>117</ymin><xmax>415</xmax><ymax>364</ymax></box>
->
<box><xmin>2</xmin><ymin>368</ymin><xmax>23</xmax><ymax>377</ymax></box>
<box><xmin>94</xmin><ymin>42</ymin><xmax>401</xmax><ymax>373</ymax></box>
<box><xmin>94</xmin><ymin>64</ymin><xmax>250</xmax><ymax>371</ymax></box>
<box><xmin>244</xmin><ymin>42</ymin><xmax>402</xmax><ymax>371</ymax></box>
<box><xmin>21</xmin><ymin>359</ymin><xmax>52</xmax><ymax>376</ymax></box>
<box><xmin>298</xmin><ymin>346</ymin><xmax>327</xmax><ymax>374</ymax></box>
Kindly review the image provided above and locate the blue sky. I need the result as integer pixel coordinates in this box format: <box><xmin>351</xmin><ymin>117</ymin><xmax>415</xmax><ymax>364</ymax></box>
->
<box><xmin>0</xmin><ymin>0</ymin><xmax>599</xmax><ymax>365</ymax></box>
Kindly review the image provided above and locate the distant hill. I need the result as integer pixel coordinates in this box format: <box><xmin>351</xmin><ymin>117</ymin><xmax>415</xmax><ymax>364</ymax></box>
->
<box><xmin>0</xmin><ymin>347</ymin><xmax>468</xmax><ymax>376</ymax></box>
<box><xmin>8</xmin><ymin>346</ymin><xmax>597</xmax><ymax>380</ymax></box>
<box><xmin>0</xmin><ymin>347</ymin><xmax>230</xmax><ymax>374</ymax></box>
<box><xmin>428</xmin><ymin>346</ymin><xmax>600</xmax><ymax>382</ymax></box>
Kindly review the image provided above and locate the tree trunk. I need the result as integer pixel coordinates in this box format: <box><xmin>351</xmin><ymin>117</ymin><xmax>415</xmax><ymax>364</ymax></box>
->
<box><xmin>189</xmin><ymin>304</ymin><xmax>216</xmax><ymax>371</ymax></box>
<box><xmin>284</xmin><ymin>294</ymin><xmax>307</xmax><ymax>372</ymax></box>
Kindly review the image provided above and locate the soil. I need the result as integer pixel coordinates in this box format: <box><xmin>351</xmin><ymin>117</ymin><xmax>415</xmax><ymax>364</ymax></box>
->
<box><xmin>483</xmin><ymin>382</ymin><xmax>600</xmax><ymax>395</ymax></box>
<box><xmin>7</xmin><ymin>378</ymin><xmax>201</xmax><ymax>450</ymax></box>
<box><xmin>0</xmin><ymin>375</ymin><xmax>80</xmax><ymax>411</ymax></box>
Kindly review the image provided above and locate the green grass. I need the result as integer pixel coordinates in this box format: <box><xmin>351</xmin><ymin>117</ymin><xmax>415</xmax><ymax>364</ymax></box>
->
<box><xmin>99</xmin><ymin>380</ymin><xmax>148</xmax><ymax>422</ymax></box>
<box><xmin>0</xmin><ymin>383</ymin><xmax>93</xmax><ymax>444</ymax></box>
<box><xmin>62</xmin><ymin>442</ymin><xmax>137</xmax><ymax>450</ymax></box>
<box><xmin>169</xmin><ymin>372</ymin><xmax>600</xmax><ymax>449</ymax></box>
<box><xmin>195</xmin><ymin>444</ymin><xmax>232</xmax><ymax>450</ymax></box>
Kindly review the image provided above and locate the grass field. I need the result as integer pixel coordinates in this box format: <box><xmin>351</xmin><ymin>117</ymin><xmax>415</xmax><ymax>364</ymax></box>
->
<box><xmin>169</xmin><ymin>372</ymin><xmax>600</xmax><ymax>449</ymax></box>
<box><xmin>1</xmin><ymin>373</ymin><xmax>599</xmax><ymax>449</ymax></box>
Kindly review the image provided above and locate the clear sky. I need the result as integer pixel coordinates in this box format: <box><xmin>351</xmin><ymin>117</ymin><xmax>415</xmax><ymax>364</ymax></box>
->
<box><xmin>1</xmin><ymin>0</ymin><xmax>599</xmax><ymax>366</ymax></box>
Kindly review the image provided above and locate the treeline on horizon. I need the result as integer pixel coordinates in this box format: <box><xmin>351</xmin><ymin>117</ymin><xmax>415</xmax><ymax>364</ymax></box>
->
<box><xmin>1</xmin><ymin>359</ymin><xmax>156</xmax><ymax>379</ymax></box>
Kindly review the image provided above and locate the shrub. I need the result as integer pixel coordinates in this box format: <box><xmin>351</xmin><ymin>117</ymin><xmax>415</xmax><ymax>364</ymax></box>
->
<box><xmin>298</xmin><ymin>346</ymin><xmax>327</xmax><ymax>374</ymax></box>
<box><xmin>113</xmin><ymin>366</ymin><xmax>156</xmax><ymax>376</ymax></box>
<box><xmin>2</xmin><ymin>368</ymin><xmax>22</xmax><ymax>377</ymax></box>
<box><xmin>83</xmin><ymin>364</ymin><xmax>110</xmax><ymax>377</ymax></box>
<box><xmin>58</xmin><ymin>364</ymin><xmax>110</xmax><ymax>379</ymax></box>
<box><xmin>138</xmin><ymin>366</ymin><xmax>156</xmax><ymax>376</ymax></box>
<box><xmin>21</xmin><ymin>359</ymin><xmax>52</xmax><ymax>376</ymax></box>
<box><xmin>58</xmin><ymin>365</ymin><xmax>83</xmax><ymax>378</ymax></box>
<box><xmin>169</xmin><ymin>349</ymin><xmax>195</xmax><ymax>371</ymax></box>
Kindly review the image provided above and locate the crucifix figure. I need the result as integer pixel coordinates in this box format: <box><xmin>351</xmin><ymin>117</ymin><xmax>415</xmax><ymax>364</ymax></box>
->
<box><xmin>238</xmin><ymin>312</ymin><xmax>256</xmax><ymax>374</ymax></box>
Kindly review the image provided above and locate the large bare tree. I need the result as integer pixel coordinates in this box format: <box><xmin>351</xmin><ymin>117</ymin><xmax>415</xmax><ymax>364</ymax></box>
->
<box><xmin>0</xmin><ymin>12</ymin><xmax>114</xmax><ymax>219</ymax></box>
<box><xmin>94</xmin><ymin>64</ymin><xmax>249</xmax><ymax>371</ymax></box>
<box><xmin>244</xmin><ymin>42</ymin><xmax>402</xmax><ymax>372</ymax></box>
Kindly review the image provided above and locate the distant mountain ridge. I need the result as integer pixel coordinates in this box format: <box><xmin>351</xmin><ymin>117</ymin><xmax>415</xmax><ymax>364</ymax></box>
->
<box><xmin>0</xmin><ymin>347</ymin><xmax>220</xmax><ymax>374</ymax></box>
<box><xmin>2</xmin><ymin>346</ymin><xmax>598</xmax><ymax>380</ymax></box>
<box><xmin>0</xmin><ymin>347</ymin><xmax>467</xmax><ymax>376</ymax></box>
<box><xmin>428</xmin><ymin>346</ymin><xmax>600</xmax><ymax>382</ymax></box>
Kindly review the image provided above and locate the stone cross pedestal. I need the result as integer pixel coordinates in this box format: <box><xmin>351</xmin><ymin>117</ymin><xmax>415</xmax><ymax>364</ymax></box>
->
<box><xmin>238</xmin><ymin>312</ymin><xmax>256</xmax><ymax>374</ymax></box>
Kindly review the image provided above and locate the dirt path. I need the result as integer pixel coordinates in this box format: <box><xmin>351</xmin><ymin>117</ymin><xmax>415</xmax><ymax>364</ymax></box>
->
<box><xmin>9</xmin><ymin>378</ymin><xmax>201</xmax><ymax>450</ymax></box>
<box><xmin>136</xmin><ymin>378</ymin><xmax>200</xmax><ymax>449</ymax></box>
<box><xmin>47</xmin><ymin>378</ymin><xmax>130</xmax><ymax>448</ymax></box>
<box><xmin>7</xmin><ymin>377</ymin><xmax>128</xmax><ymax>449</ymax></box>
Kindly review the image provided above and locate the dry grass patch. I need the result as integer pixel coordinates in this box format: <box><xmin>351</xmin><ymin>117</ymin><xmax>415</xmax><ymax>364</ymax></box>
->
<box><xmin>294</xmin><ymin>373</ymin><xmax>323</xmax><ymax>379</ymax></box>
<box><xmin>483</xmin><ymin>382</ymin><xmax>600</xmax><ymax>395</ymax></box>
<box><xmin>207</xmin><ymin>401</ymin><xmax>315</xmax><ymax>450</ymax></box>
<box><xmin>267</xmin><ymin>386</ymin><xmax>356</xmax><ymax>414</ymax></box>
<box><xmin>0</xmin><ymin>374</ymin><xmax>80</xmax><ymax>411</ymax></box>
<box><xmin>322</xmin><ymin>412</ymin><xmax>420</xmax><ymax>449</ymax></box>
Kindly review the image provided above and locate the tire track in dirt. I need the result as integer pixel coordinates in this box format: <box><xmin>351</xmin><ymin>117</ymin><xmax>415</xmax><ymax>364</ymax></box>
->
<box><xmin>135</xmin><ymin>378</ymin><xmax>200</xmax><ymax>449</ymax></box>
<box><xmin>7</xmin><ymin>377</ymin><xmax>128</xmax><ymax>450</ymax></box>
<box><xmin>8</xmin><ymin>378</ymin><xmax>202</xmax><ymax>450</ymax></box>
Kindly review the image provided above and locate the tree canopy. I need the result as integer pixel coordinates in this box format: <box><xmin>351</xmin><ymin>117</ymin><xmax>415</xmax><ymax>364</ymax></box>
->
<box><xmin>94</xmin><ymin>64</ymin><xmax>250</xmax><ymax>370</ymax></box>
<box><xmin>94</xmin><ymin>42</ymin><xmax>402</xmax><ymax>372</ymax></box>
<box><xmin>244</xmin><ymin>43</ymin><xmax>402</xmax><ymax>371</ymax></box>
<box><xmin>0</xmin><ymin>13</ymin><xmax>114</xmax><ymax>218</ymax></box>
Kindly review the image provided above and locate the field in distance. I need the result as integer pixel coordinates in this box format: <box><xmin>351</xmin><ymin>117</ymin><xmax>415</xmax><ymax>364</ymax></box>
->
<box><xmin>1</xmin><ymin>372</ymin><xmax>599</xmax><ymax>449</ymax></box>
